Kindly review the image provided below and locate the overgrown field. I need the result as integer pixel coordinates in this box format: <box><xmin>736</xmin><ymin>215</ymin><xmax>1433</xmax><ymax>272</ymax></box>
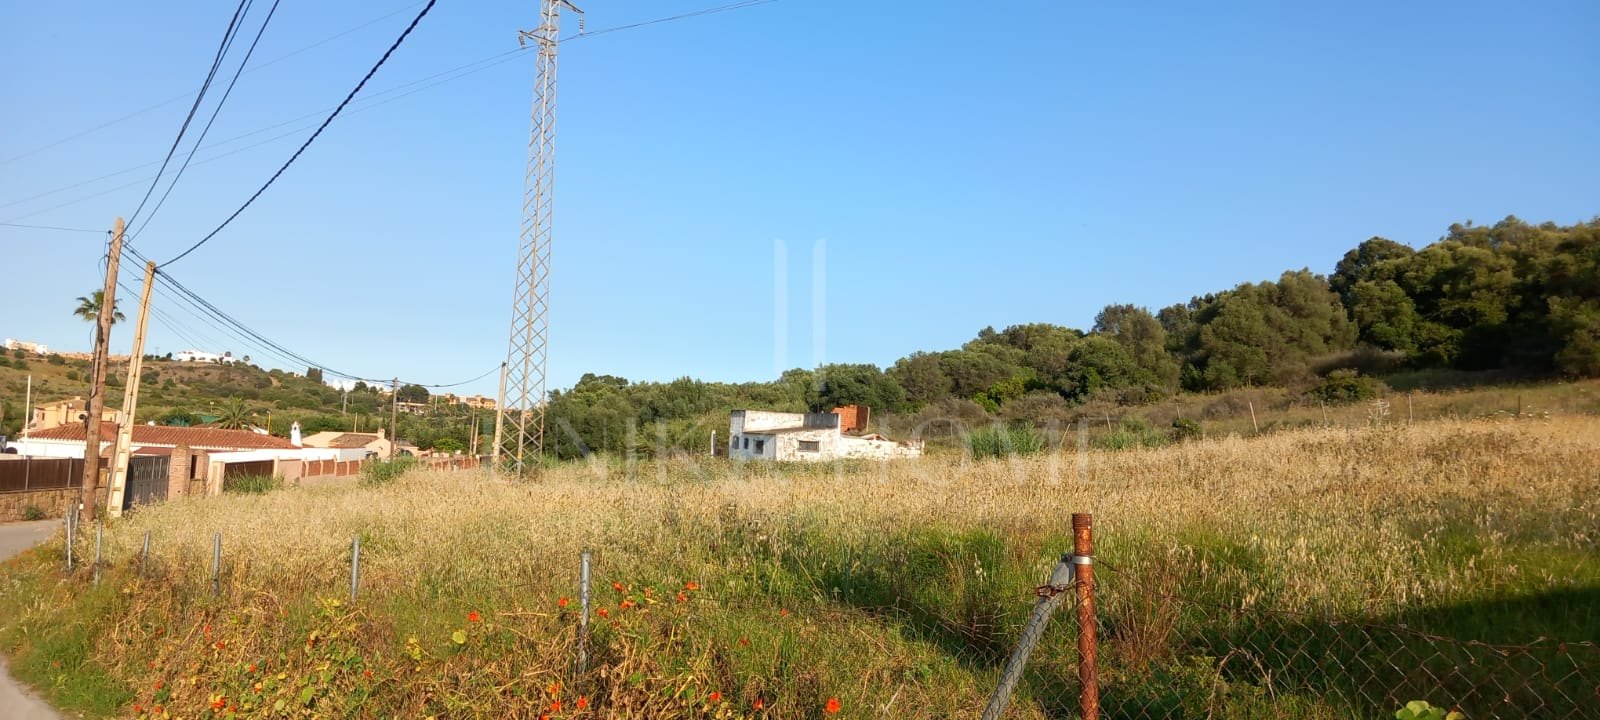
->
<box><xmin>2</xmin><ymin>417</ymin><xmax>1597</xmax><ymax>718</ymax></box>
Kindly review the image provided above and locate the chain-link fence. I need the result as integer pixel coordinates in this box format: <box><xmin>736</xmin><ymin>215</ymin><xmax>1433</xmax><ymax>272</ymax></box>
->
<box><xmin>983</xmin><ymin>516</ymin><xmax>1600</xmax><ymax>720</ymax></box>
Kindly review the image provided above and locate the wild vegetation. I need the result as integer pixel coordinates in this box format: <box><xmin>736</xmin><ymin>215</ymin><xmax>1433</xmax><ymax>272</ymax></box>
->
<box><xmin>0</xmin><ymin>415</ymin><xmax>1594</xmax><ymax>718</ymax></box>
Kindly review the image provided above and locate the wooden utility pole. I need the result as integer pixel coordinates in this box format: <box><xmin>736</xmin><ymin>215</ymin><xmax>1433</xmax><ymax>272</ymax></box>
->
<box><xmin>491</xmin><ymin>362</ymin><xmax>507</xmax><ymax>468</ymax></box>
<box><xmin>389</xmin><ymin>377</ymin><xmax>399</xmax><ymax>459</ymax></box>
<box><xmin>107</xmin><ymin>260</ymin><xmax>156</xmax><ymax>518</ymax></box>
<box><xmin>81</xmin><ymin>218</ymin><xmax>125</xmax><ymax>522</ymax></box>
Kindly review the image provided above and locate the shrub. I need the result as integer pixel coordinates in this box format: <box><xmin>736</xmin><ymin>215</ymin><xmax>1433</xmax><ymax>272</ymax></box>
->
<box><xmin>21</xmin><ymin>506</ymin><xmax>46</xmax><ymax>521</ymax></box>
<box><xmin>47</xmin><ymin>354</ymin><xmax>66</xmax><ymax>365</ymax></box>
<box><xmin>433</xmin><ymin>438</ymin><xmax>465</xmax><ymax>454</ymax></box>
<box><xmin>1170</xmin><ymin>417</ymin><xmax>1202</xmax><ymax>442</ymax></box>
<box><xmin>223</xmin><ymin>475</ymin><xmax>280</xmax><ymax>494</ymax></box>
<box><xmin>65</xmin><ymin>370</ymin><xmax>80</xmax><ymax>381</ymax></box>
<box><xmin>967</xmin><ymin>425</ymin><xmax>1047</xmax><ymax>459</ymax></box>
<box><xmin>1097</xmin><ymin>418</ymin><xmax>1167</xmax><ymax>450</ymax></box>
<box><xmin>360</xmin><ymin>457</ymin><xmax>417</xmax><ymax>487</ymax></box>
<box><xmin>1309</xmin><ymin>369</ymin><xmax>1384</xmax><ymax>405</ymax></box>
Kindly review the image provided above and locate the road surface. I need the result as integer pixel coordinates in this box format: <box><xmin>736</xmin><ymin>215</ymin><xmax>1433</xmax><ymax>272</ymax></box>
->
<box><xmin>0</xmin><ymin>520</ymin><xmax>65</xmax><ymax>720</ymax></box>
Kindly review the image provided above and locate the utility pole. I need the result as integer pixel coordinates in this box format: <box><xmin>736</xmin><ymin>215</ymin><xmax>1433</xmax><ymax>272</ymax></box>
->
<box><xmin>389</xmin><ymin>377</ymin><xmax>399</xmax><ymax>459</ymax></box>
<box><xmin>81</xmin><ymin>217</ymin><xmax>124</xmax><ymax>523</ymax></box>
<box><xmin>498</xmin><ymin>0</ymin><xmax>582</xmax><ymax>475</ymax></box>
<box><xmin>491</xmin><ymin>361</ymin><xmax>508</xmax><ymax>469</ymax></box>
<box><xmin>106</xmin><ymin>260</ymin><xmax>156</xmax><ymax>518</ymax></box>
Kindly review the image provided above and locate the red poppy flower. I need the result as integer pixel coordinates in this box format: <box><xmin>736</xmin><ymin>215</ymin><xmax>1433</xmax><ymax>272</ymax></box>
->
<box><xmin>210</xmin><ymin>696</ymin><xmax>227</xmax><ymax>710</ymax></box>
<box><xmin>550</xmin><ymin>699</ymin><xmax>562</xmax><ymax>712</ymax></box>
<box><xmin>612</xmin><ymin>581</ymin><xmax>625</xmax><ymax>592</ymax></box>
<box><xmin>754</xmin><ymin>698</ymin><xmax>765</xmax><ymax>710</ymax></box>
<box><xmin>364</xmin><ymin>669</ymin><xmax>374</xmax><ymax>678</ymax></box>
<box><xmin>779</xmin><ymin>609</ymin><xmax>790</xmax><ymax>617</ymax></box>
<box><xmin>738</xmin><ymin>637</ymin><xmax>750</xmax><ymax>647</ymax></box>
<box><xmin>154</xmin><ymin>705</ymin><xmax>163</xmax><ymax>714</ymax></box>
<box><xmin>154</xmin><ymin>680</ymin><xmax>165</xmax><ymax>691</ymax></box>
<box><xmin>246</xmin><ymin>663</ymin><xmax>257</xmax><ymax>673</ymax></box>
<box><xmin>467</xmin><ymin>611</ymin><xmax>482</xmax><ymax>623</ymax></box>
<box><xmin>824</xmin><ymin>697</ymin><xmax>841</xmax><ymax>714</ymax></box>
<box><xmin>576</xmin><ymin>696</ymin><xmax>589</xmax><ymax>709</ymax></box>
<box><xmin>709</xmin><ymin>691</ymin><xmax>722</xmax><ymax>703</ymax></box>
<box><xmin>620</xmin><ymin>599</ymin><xmax>636</xmax><ymax>610</ymax></box>
<box><xmin>683</xmin><ymin>581</ymin><xmax>700</xmax><ymax>591</ymax></box>
<box><xmin>558</xmin><ymin>597</ymin><xmax>569</xmax><ymax>608</ymax></box>
<box><xmin>134</xmin><ymin>704</ymin><xmax>143</xmax><ymax>713</ymax></box>
<box><xmin>676</xmin><ymin>591</ymin><xmax>688</xmax><ymax>603</ymax></box>
<box><xmin>214</xmin><ymin>640</ymin><xmax>226</xmax><ymax>650</ymax></box>
<box><xmin>596</xmin><ymin>607</ymin><xmax>609</xmax><ymax>618</ymax></box>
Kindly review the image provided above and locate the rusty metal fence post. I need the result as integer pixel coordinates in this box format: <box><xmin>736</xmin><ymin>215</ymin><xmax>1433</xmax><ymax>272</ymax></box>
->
<box><xmin>983</xmin><ymin>511</ymin><xmax>1100</xmax><ymax>720</ymax></box>
<box><xmin>1074</xmin><ymin>512</ymin><xmax>1099</xmax><ymax>720</ymax></box>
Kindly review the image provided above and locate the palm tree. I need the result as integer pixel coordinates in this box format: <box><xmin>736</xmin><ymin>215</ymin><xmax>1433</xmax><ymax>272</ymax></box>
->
<box><xmin>73</xmin><ymin>290</ymin><xmax>125</xmax><ymax>347</ymax></box>
<box><xmin>216</xmin><ymin>397</ymin><xmax>255</xmax><ymax>430</ymax></box>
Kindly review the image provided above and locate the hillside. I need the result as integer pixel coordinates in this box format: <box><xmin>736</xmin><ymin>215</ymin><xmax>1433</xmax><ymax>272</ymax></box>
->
<box><xmin>0</xmin><ymin>352</ymin><xmax>487</xmax><ymax>452</ymax></box>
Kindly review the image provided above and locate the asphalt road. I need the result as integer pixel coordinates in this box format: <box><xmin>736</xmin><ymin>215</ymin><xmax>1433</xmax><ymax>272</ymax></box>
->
<box><xmin>0</xmin><ymin>520</ymin><xmax>65</xmax><ymax>720</ymax></box>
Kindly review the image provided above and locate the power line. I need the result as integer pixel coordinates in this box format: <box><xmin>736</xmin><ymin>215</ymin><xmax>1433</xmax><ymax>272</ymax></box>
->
<box><xmin>0</xmin><ymin>221</ymin><xmax>107</xmax><ymax>233</ymax></box>
<box><xmin>129</xmin><ymin>0</ymin><xmax>284</xmax><ymax>240</ymax></box>
<box><xmin>3</xmin><ymin>1</ymin><xmax>785</xmax><ymax>224</ymax></box>
<box><xmin>125</xmin><ymin>0</ymin><xmax>255</xmax><ymax>229</ymax></box>
<box><xmin>0</xmin><ymin>1</ymin><xmax>431</xmax><ymax>167</ymax></box>
<box><xmin>160</xmin><ymin>0</ymin><xmax>439</xmax><ymax>268</ymax></box>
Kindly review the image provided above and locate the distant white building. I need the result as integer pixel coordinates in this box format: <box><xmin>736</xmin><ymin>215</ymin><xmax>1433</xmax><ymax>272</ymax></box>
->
<box><xmin>728</xmin><ymin>410</ymin><xmax>922</xmax><ymax>462</ymax></box>
<box><xmin>3</xmin><ymin>338</ymin><xmax>48</xmax><ymax>354</ymax></box>
<box><xmin>174</xmin><ymin>349</ymin><xmax>236</xmax><ymax>364</ymax></box>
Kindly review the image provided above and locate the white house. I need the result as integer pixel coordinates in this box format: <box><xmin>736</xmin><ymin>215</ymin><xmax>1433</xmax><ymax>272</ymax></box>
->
<box><xmin>3</xmin><ymin>338</ymin><xmax>48</xmax><ymax>354</ymax></box>
<box><xmin>174</xmin><ymin>349</ymin><xmax>236</xmax><ymax>364</ymax></box>
<box><xmin>728</xmin><ymin>410</ymin><xmax>922</xmax><ymax>462</ymax></box>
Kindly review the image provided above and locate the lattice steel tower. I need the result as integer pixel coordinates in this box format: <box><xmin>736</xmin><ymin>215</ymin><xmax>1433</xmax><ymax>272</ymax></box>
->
<box><xmin>497</xmin><ymin>0</ymin><xmax>582</xmax><ymax>474</ymax></box>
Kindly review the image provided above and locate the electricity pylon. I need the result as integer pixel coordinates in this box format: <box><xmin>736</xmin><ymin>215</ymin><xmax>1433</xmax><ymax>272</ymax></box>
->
<box><xmin>496</xmin><ymin>0</ymin><xmax>582</xmax><ymax>475</ymax></box>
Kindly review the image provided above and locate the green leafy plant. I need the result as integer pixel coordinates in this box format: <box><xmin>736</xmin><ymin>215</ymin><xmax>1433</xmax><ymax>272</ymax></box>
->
<box><xmin>21</xmin><ymin>506</ymin><xmax>46</xmax><ymax>521</ymax></box>
<box><xmin>223</xmin><ymin>474</ymin><xmax>281</xmax><ymax>494</ymax></box>
<box><xmin>360</xmin><ymin>457</ymin><xmax>417</xmax><ymax>487</ymax></box>
<box><xmin>1395</xmin><ymin>700</ymin><xmax>1464</xmax><ymax>720</ymax></box>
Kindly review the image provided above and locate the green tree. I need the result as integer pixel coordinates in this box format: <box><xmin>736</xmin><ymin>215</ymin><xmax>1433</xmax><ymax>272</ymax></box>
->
<box><xmin>1093</xmin><ymin>304</ymin><xmax>1180</xmax><ymax>392</ymax></box>
<box><xmin>806</xmin><ymin>364</ymin><xmax>907</xmax><ymax>413</ymax></box>
<box><xmin>73</xmin><ymin>290</ymin><xmax>125</xmax><ymax>347</ymax></box>
<box><xmin>396</xmin><ymin>383</ymin><xmax>430</xmax><ymax>404</ymax></box>
<box><xmin>215</xmin><ymin>397</ymin><xmax>255</xmax><ymax>429</ymax></box>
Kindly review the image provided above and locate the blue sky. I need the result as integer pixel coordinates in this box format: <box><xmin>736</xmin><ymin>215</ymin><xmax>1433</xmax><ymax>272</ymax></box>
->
<box><xmin>2</xmin><ymin>1</ymin><xmax>1596</xmax><ymax>397</ymax></box>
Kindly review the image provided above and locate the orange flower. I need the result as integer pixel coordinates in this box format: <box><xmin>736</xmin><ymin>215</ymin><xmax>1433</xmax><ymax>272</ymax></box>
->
<box><xmin>753</xmin><ymin>698</ymin><xmax>765</xmax><ymax>710</ymax></box>
<box><xmin>134</xmin><ymin>704</ymin><xmax>143</xmax><ymax>713</ymax></box>
<box><xmin>363</xmin><ymin>669</ymin><xmax>374</xmax><ymax>679</ymax></box>
<box><xmin>676</xmin><ymin>591</ymin><xmax>688</xmax><ymax>603</ymax></box>
<box><xmin>738</xmin><ymin>637</ymin><xmax>750</xmax><ymax>647</ymax></box>
<box><xmin>210</xmin><ymin>695</ymin><xmax>227</xmax><ymax>710</ymax></box>
<box><xmin>154</xmin><ymin>705</ymin><xmax>163</xmax><ymax>714</ymax></box>
<box><xmin>467</xmin><ymin>611</ymin><xmax>482</xmax><ymax>623</ymax></box>
<box><xmin>683</xmin><ymin>581</ymin><xmax>700</xmax><ymax>591</ymax></box>
<box><xmin>246</xmin><ymin>663</ymin><xmax>257</xmax><ymax>673</ymax></box>
<box><xmin>547</xmin><ymin>680</ymin><xmax>562</xmax><ymax>696</ymax></box>
<box><xmin>154</xmin><ymin>680</ymin><xmax>165</xmax><ymax>691</ymax></box>
<box><xmin>214</xmin><ymin>640</ymin><xmax>226</xmax><ymax>650</ymax></box>
<box><xmin>558</xmin><ymin>597</ymin><xmax>569</xmax><ymax>608</ymax></box>
<box><xmin>611</xmin><ymin>581</ymin><xmax>625</xmax><ymax>592</ymax></box>
<box><xmin>709</xmin><ymin>691</ymin><xmax>723</xmax><ymax>703</ymax></box>
<box><xmin>596</xmin><ymin>607</ymin><xmax>609</xmax><ymax>618</ymax></box>
<box><xmin>620</xmin><ymin>599</ymin><xmax>636</xmax><ymax>610</ymax></box>
<box><xmin>576</xmin><ymin>696</ymin><xmax>589</xmax><ymax>709</ymax></box>
<box><xmin>779</xmin><ymin>609</ymin><xmax>790</xmax><ymax>617</ymax></box>
<box><xmin>203</xmin><ymin>623</ymin><xmax>213</xmax><ymax>637</ymax></box>
<box><xmin>824</xmin><ymin>697</ymin><xmax>841</xmax><ymax>714</ymax></box>
<box><xmin>549</xmin><ymin>699</ymin><xmax>562</xmax><ymax>712</ymax></box>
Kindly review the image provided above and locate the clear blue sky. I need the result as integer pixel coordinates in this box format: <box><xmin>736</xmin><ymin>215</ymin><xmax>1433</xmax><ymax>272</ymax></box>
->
<box><xmin>2</xmin><ymin>1</ymin><xmax>1596</xmax><ymax>397</ymax></box>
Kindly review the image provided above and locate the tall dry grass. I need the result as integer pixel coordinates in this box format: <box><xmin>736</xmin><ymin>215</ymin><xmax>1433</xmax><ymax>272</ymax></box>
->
<box><xmin>5</xmin><ymin>415</ymin><xmax>1598</xmax><ymax>718</ymax></box>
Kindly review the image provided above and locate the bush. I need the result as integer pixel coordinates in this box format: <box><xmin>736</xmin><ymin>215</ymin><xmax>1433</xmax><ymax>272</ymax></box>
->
<box><xmin>65</xmin><ymin>370</ymin><xmax>80</xmax><ymax>381</ymax></box>
<box><xmin>47</xmin><ymin>354</ymin><xmax>66</xmax><ymax>365</ymax></box>
<box><xmin>360</xmin><ymin>457</ymin><xmax>417</xmax><ymax>487</ymax></box>
<box><xmin>967</xmin><ymin>425</ymin><xmax>1047</xmax><ymax>459</ymax></box>
<box><xmin>1097</xmin><ymin>418</ymin><xmax>1167</xmax><ymax>450</ymax></box>
<box><xmin>1309</xmin><ymin>369</ymin><xmax>1384</xmax><ymax>405</ymax></box>
<box><xmin>1170</xmin><ymin>417</ymin><xmax>1202</xmax><ymax>442</ymax></box>
<box><xmin>223</xmin><ymin>475</ymin><xmax>280</xmax><ymax>494</ymax></box>
<box><xmin>21</xmin><ymin>506</ymin><xmax>46</xmax><ymax>521</ymax></box>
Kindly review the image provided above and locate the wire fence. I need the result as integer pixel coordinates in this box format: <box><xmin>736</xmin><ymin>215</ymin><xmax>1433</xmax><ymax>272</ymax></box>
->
<box><xmin>54</xmin><ymin>507</ymin><xmax>1600</xmax><ymax>719</ymax></box>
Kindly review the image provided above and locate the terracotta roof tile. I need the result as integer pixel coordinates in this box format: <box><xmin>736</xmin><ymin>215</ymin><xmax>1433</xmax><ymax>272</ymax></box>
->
<box><xmin>28</xmin><ymin>424</ymin><xmax>295</xmax><ymax>450</ymax></box>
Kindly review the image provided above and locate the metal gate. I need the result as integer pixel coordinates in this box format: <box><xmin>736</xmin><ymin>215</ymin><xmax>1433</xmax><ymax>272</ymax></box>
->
<box><xmin>124</xmin><ymin>455</ymin><xmax>170</xmax><ymax>510</ymax></box>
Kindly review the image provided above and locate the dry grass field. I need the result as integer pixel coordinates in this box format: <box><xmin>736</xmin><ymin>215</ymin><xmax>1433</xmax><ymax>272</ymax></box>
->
<box><xmin>1</xmin><ymin>415</ymin><xmax>1597</xmax><ymax>718</ymax></box>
